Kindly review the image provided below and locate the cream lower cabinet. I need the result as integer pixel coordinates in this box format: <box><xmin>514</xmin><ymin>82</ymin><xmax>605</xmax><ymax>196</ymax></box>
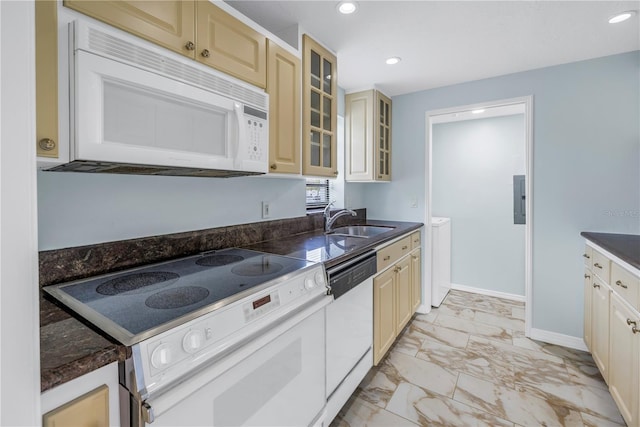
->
<box><xmin>584</xmin><ymin>241</ymin><xmax>640</xmax><ymax>427</ymax></box>
<box><xmin>373</xmin><ymin>231</ymin><xmax>422</xmax><ymax>365</ymax></box>
<box><xmin>411</xmin><ymin>248</ymin><xmax>422</xmax><ymax>313</ymax></box>
<box><xmin>591</xmin><ymin>276</ymin><xmax>610</xmax><ymax>383</ymax></box>
<box><xmin>41</xmin><ymin>362</ymin><xmax>120</xmax><ymax>427</ymax></box>
<box><xmin>395</xmin><ymin>256</ymin><xmax>412</xmax><ymax>333</ymax></box>
<box><xmin>609</xmin><ymin>292</ymin><xmax>639</xmax><ymax>426</ymax></box>
<box><xmin>584</xmin><ymin>268</ymin><xmax>593</xmax><ymax>351</ymax></box>
<box><xmin>373</xmin><ymin>268</ymin><xmax>396</xmax><ymax>365</ymax></box>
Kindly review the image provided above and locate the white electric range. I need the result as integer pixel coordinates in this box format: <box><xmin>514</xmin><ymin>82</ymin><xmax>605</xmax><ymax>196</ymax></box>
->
<box><xmin>45</xmin><ymin>248</ymin><xmax>331</xmax><ymax>426</ymax></box>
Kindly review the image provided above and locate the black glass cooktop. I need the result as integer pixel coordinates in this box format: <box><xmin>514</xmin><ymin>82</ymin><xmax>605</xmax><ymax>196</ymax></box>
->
<box><xmin>44</xmin><ymin>248</ymin><xmax>314</xmax><ymax>344</ymax></box>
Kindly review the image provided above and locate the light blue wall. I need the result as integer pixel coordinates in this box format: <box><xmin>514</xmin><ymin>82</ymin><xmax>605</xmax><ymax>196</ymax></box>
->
<box><xmin>363</xmin><ymin>51</ymin><xmax>640</xmax><ymax>338</ymax></box>
<box><xmin>38</xmin><ymin>88</ymin><xmax>351</xmax><ymax>251</ymax></box>
<box><xmin>433</xmin><ymin>115</ymin><xmax>525</xmax><ymax>296</ymax></box>
<box><xmin>37</xmin><ymin>171</ymin><xmax>306</xmax><ymax>250</ymax></box>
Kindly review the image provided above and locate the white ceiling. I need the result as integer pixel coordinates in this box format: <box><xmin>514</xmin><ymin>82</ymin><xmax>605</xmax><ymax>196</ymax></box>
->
<box><xmin>225</xmin><ymin>0</ymin><xmax>640</xmax><ymax>96</ymax></box>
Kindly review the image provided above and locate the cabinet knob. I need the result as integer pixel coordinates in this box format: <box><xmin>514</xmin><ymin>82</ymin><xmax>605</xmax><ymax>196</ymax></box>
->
<box><xmin>383</xmin><ymin>255</ymin><xmax>390</xmax><ymax>261</ymax></box>
<box><xmin>333</xmin><ymin>171</ymin><xmax>339</xmax><ymax>176</ymax></box>
<box><xmin>378</xmin><ymin>175</ymin><xmax>383</xmax><ymax>179</ymax></box>
<box><xmin>627</xmin><ymin>318</ymin><xmax>637</xmax><ymax>326</ymax></box>
<box><xmin>583</xmin><ymin>253</ymin><xmax>590</xmax><ymax>259</ymax></box>
<box><xmin>594</xmin><ymin>263</ymin><xmax>603</xmax><ymax>269</ymax></box>
<box><xmin>401</xmin><ymin>245</ymin><xmax>408</xmax><ymax>250</ymax></box>
<box><xmin>270</xmin><ymin>163</ymin><xmax>277</xmax><ymax>170</ymax></box>
<box><xmin>584</xmin><ymin>274</ymin><xmax>591</xmax><ymax>279</ymax></box>
<box><xmin>593</xmin><ymin>283</ymin><xmax>600</xmax><ymax>289</ymax></box>
<box><xmin>185</xmin><ymin>41</ymin><xmax>195</xmax><ymax>51</ymax></box>
<box><xmin>38</xmin><ymin>138</ymin><xmax>56</xmax><ymax>151</ymax></box>
<box><xmin>201</xmin><ymin>49</ymin><xmax>210</xmax><ymax>58</ymax></box>
<box><xmin>616</xmin><ymin>280</ymin><xmax>628</xmax><ymax>289</ymax></box>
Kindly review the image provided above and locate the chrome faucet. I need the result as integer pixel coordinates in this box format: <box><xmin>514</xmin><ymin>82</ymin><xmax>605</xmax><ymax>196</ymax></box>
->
<box><xmin>324</xmin><ymin>201</ymin><xmax>357</xmax><ymax>233</ymax></box>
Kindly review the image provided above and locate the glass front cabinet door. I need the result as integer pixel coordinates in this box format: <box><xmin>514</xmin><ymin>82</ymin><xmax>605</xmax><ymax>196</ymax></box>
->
<box><xmin>302</xmin><ymin>35</ymin><xmax>337</xmax><ymax>177</ymax></box>
<box><xmin>345</xmin><ymin>89</ymin><xmax>392</xmax><ymax>182</ymax></box>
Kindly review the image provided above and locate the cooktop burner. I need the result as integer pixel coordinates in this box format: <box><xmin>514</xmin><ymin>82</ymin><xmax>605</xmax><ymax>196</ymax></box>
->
<box><xmin>231</xmin><ymin>261</ymin><xmax>283</xmax><ymax>276</ymax></box>
<box><xmin>43</xmin><ymin>248</ymin><xmax>316</xmax><ymax>344</ymax></box>
<box><xmin>96</xmin><ymin>271</ymin><xmax>179</xmax><ymax>295</ymax></box>
<box><xmin>196</xmin><ymin>254</ymin><xmax>244</xmax><ymax>267</ymax></box>
<box><xmin>145</xmin><ymin>286</ymin><xmax>210</xmax><ymax>309</ymax></box>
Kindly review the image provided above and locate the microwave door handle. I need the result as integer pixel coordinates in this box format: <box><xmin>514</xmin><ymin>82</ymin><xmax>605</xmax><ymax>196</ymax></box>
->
<box><xmin>233</xmin><ymin>103</ymin><xmax>246</xmax><ymax>168</ymax></box>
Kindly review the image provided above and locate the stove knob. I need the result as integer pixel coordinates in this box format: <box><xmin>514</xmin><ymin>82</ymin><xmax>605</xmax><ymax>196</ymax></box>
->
<box><xmin>151</xmin><ymin>344</ymin><xmax>173</xmax><ymax>369</ymax></box>
<box><xmin>183</xmin><ymin>330</ymin><xmax>205</xmax><ymax>353</ymax></box>
<box><xmin>305</xmin><ymin>277</ymin><xmax>316</xmax><ymax>290</ymax></box>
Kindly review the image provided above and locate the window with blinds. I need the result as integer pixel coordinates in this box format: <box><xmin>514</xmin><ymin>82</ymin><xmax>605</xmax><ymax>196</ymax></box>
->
<box><xmin>305</xmin><ymin>179</ymin><xmax>331</xmax><ymax>209</ymax></box>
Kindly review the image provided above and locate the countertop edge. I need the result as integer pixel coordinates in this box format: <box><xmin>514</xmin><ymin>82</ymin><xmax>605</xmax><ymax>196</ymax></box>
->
<box><xmin>40</xmin><ymin>339</ymin><xmax>127</xmax><ymax>393</ymax></box>
<box><xmin>581</xmin><ymin>231</ymin><xmax>640</xmax><ymax>271</ymax></box>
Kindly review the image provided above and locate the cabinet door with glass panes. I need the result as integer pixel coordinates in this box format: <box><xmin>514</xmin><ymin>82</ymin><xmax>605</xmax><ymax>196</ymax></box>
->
<box><xmin>376</xmin><ymin>91</ymin><xmax>392</xmax><ymax>181</ymax></box>
<box><xmin>302</xmin><ymin>35</ymin><xmax>337</xmax><ymax>177</ymax></box>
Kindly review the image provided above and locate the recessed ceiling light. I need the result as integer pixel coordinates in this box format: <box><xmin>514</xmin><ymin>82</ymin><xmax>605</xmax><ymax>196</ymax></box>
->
<box><xmin>337</xmin><ymin>1</ymin><xmax>358</xmax><ymax>14</ymax></box>
<box><xmin>609</xmin><ymin>10</ymin><xmax>636</xmax><ymax>24</ymax></box>
<box><xmin>471</xmin><ymin>109</ymin><xmax>485</xmax><ymax>114</ymax></box>
<box><xmin>385</xmin><ymin>57</ymin><xmax>401</xmax><ymax>65</ymax></box>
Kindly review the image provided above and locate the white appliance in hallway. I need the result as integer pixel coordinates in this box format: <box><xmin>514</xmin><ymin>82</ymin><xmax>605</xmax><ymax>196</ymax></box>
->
<box><xmin>431</xmin><ymin>217</ymin><xmax>451</xmax><ymax>307</ymax></box>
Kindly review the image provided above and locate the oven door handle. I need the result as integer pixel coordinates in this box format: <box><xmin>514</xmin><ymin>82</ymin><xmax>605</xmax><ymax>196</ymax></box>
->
<box><xmin>140</xmin><ymin>295</ymin><xmax>331</xmax><ymax>423</ymax></box>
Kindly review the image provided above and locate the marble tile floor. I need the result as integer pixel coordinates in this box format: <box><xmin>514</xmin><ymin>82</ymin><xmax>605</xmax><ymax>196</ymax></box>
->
<box><xmin>330</xmin><ymin>290</ymin><xmax>626</xmax><ymax>427</ymax></box>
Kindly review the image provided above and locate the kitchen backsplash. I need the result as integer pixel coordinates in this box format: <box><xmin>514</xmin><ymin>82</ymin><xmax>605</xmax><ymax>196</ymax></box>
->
<box><xmin>39</xmin><ymin>209</ymin><xmax>366</xmax><ymax>287</ymax></box>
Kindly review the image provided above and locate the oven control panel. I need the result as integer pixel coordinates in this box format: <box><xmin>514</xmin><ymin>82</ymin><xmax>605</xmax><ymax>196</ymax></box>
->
<box><xmin>135</xmin><ymin>264</ymin><xmax>327</xmax><ymax>393</ymax></box>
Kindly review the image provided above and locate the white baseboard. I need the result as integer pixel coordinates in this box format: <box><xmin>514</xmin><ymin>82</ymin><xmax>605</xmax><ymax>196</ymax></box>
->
<box><xmin>450</xmin><ymin>283</ymin><xmax>526</xmax><ymax>303</ymax></box>
<box><xmin>529</xmin><ymin>328</ymin><xmax>588</xmax><ymax>352</ymax></box>
<box><xmin>416</xmin><ymin>304</ymin><xmax>431</xmax><ymax>314</ymax></box>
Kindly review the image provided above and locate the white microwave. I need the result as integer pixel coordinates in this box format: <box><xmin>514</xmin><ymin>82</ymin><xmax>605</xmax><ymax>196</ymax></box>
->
<box><xmin>49</xmin><ymin>21</ymin><xmax>269</xmax><ymax>178</ymax></box>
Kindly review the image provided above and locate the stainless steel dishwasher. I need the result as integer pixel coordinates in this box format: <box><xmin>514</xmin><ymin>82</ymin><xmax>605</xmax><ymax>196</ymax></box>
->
<box><xmin>324</xmin><ymin>251</ymin><xmax>377</xmax><ymax>423</ymax></box>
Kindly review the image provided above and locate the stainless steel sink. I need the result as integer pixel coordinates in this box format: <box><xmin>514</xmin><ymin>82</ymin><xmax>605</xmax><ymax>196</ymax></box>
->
<box><xmin>329</xmin><ymin>225</ymin><xmax>395</xmax><ymax>238</ymax></box>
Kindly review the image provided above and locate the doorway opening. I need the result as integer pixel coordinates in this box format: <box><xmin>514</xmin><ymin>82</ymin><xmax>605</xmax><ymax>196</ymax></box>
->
<box><xmin>424</xmin><ymin>96</ymin><xmax>533</xmax><ymax>337</ymax></box>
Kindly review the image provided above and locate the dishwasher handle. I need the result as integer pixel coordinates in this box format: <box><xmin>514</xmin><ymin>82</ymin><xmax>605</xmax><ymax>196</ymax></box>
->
<box><xmin>326</xmin><ymin>250</ymin><xmax>376</xmax><ymax>277</ymax></box>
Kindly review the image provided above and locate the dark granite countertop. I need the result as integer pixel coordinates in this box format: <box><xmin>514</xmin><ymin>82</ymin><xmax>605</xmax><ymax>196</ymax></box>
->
<box><xmin>40</xmin><ymin>295</ymin><xmax>128</xmax><ymax>392</ymax></box>
<box><xmin>245</xmin><ymin>220</ymin><xmax>423</xmax><ymax>269</ymax></box>
<box><xmin>39</xmin><ymin>214</ymin><xmax>421</xmax><ymax>392</ymax></box>
<box><xmin>581</xmin><ymin>232</ymin><xmax>640</xmax><ymax>270</ymax></box>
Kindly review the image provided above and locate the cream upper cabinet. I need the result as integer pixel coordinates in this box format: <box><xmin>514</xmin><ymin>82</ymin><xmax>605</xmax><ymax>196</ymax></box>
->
<box><xmin>302</xmin><ymin>35</ymin><xmax>337</xmax><ymax>177</ymax></box>
<box><xmin>609</xmin><ymin>292</ymin><xmax>639</xmax><ymax>427</ymax></box>
<box><xmin>64</xmin><ymin>1</ymin><xmax>267</xmax><ymax>88</ymax></box>
<box><xmin>345</xmin><ymin>89</ymin><xmax>392</xmax><ymax>182</ymax></box>
<box><xmin>196</xmin><ymin>1</ymin><xmax>266</xmax><ymax>88</ymax></box>
<box><xmin>36</xmin><ymin>0</ymin><xmax>59</xmax><ymax>159</ymax></box>
<box><xmin>64</xmin><ymin>0</ymin><xmax>197</xmax><ymax>58</ymax></box>
<box><xmin>267</xmin><ymin>40</ymin><xmax>301</xmax><ymax>174</ymax></box>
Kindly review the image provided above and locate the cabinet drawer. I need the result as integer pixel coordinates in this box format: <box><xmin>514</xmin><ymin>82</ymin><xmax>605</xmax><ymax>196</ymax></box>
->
<box><xmin>592</xmin><ymin>249</ymin><xmax>611</xmax><ymax>283</ymax></box>
<box><xmin>611</xmin><ymin>263</ymin><xmax>640</xmax><ymax>311</ymax></box>
<box><xmin>377</xmin><ymin>236</ymin><xmax>411</xmax><ymax>272</ymax></box>
<box><xmin>410</xmin><ymin>231</ymin><xmax>421</xmax><ymax>250</ymax></box>
<box><xmin>583</xmin><ymin>245</ymin><xmax>593</xmax><ymax>268</ymax></box>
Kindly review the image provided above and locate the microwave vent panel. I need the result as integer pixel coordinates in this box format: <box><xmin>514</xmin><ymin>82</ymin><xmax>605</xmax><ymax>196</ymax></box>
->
<box><xmin>80</xmin><ymin>25</ymin><xmax>268</xmax><ymax>111</ymax></box>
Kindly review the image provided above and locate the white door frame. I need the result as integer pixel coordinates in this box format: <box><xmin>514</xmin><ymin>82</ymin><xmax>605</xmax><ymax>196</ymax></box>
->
<box><xmin>424</xmin><ymin>96</ymin><xmax>533</xmax><ymax>337</ymax></box>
